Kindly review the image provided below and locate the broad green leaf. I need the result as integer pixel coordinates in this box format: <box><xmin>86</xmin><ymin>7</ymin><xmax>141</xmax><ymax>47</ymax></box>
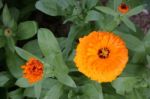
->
<box><xmin>115</xmin><ymin>31</ymin><xmax>144</xmax><ymax>52</ymax></box>
<box><xmin>53</xmin><ymin>54</ymin><xmax>76</xmax><ymax>87</ymax></box>
<box><xmin>63</xmin><ymin>24</ymin><xmax>91</xmax><ymax>58</ymax></box>
<box><xmin>41</xmin><ymin>78</ymin><xmax>58</xmax><ymax>98</ymax></box>
<box><xmin>10</xmin><ymin>7</ymin><xmax>20</xmax><ymax>21</ymax></box>
<box><xmin>34</xmin><ymin>81</ymin><xmax>42</xmax><ymax>99</ymax></box>
<box><xmin>6</xmin><ymin>49</ymin><xmax>24</xmax><ymax>78</ymax></box>
<box><xmin>112</xmin><ymin>77</ymin><xmax>139</xmax><ymax>95</ymax></box>
<box><xmin>44</xmin><ymin>83</ymin><xmax>63</xmax><ymax>99</ymax></box>
<box><xmin>38</xmin><ymin>28</ymin><xmax>61</xmax><ymax>57</ymax></box>
<box><xmin>8</xmin><ymin>89</ymin><xmax>24</xmax><ymax>99</ymax></box>
<box><xmin>57</xmin><ymin>0</ymin><xmax>70</xmax><ymax>10</ymax></box>
<box><xmin>35</xmin><ymin>0</ymin><xmax>63</xmax><ymax>16</ymax></box>
<box><xmin>0</xmin><ymin>72</ymin><xmax>11</xmax><ymax>87</ymax></box>
<box><xmin>122</xmin><ymin>64</ymin><xmax>146</xmax><ymax>77</ymax></box>
<box><xmin>57</xmin><ymin>37</ymin><xmax>67</xmax><ymax>50</ymax></box>
<box><xmin>121</xmin><ymin>16</ymin><xmax>136</xmax><ymax>32</ymax></box>
<box><xmin>80</xmin><ymin>82</ymin><xmax>103</xmax><ymax>99</ymax></box>
<box><xmin>86</xmin><ymin>0</ymin><xmax>99</xmax><ymax>9</ymax></box>
<box><xmin>95</xmin><ymin>6</ymin><xmax>118</xmax><ymax>16</ymax></box>
<box><xmin>104</xmin><ymin>18</ymin><xmax>120</xmax><ymax>31</ymax></box>
<box><xmin>15</xmin><ymin>47</ymin><xmax>38</xmax><ymax>61</ymax></box>
<box><xmin>2</xmin><ymin>4</ymin><xmax>17</xmax><ymax>29</ymax></box>
<box><xmin>6</xmin><ymin>37</ymin><xmax>15</xmax><ymax>52</ymax></box>
<box><xmin>24</xmin><ymin>87</ymin><xmax>35</xmax><ymax>98</ymax></box>
<box><xmin>114</xmin><ymin>0</ymin><xmax>122</xmax><ymax>11</ymax></box>
<box><xmin>0</xmin><ymin>37</ymin><xmax>5</xmax><ymax>48</ymax></box>
<box><xmin>85</xmin><ymin>10</ymin><xmax>104</xmax><ymax>23</ymax></box>
<box><xmin>15</xmin><ymin>78</ymin><xmax>33</xmax><ymax>88</ymax></box>
<box><xmin>81</xmin><ymin>82</ymin><xmax>103</xmax><ymax>99</ymax></box>
<box><xmin>126</xmin><ymin>5</ymin><xmax>145</xmax><ymax>17</ymax></box>
<box><xmin>43</xmin><ymin>61</ymin><xmax>54</xmax><ymax>78</ymax></box>
<box><xmin>131</xmin><ymin>51</ymin><xmax>146</xmax><ymax>63</ymax></box>
<box><xmin>17</xmin><ymin>21</ymin><xmax>38</xmax><ymax>40</ymax></box>
<box><xmin>23</xmin><ymin>40</ymin><xmax>43</xmax><ymax>58</ymax></box>
<box><xmin>126</xmin><ymin>89</ymin><xmax>146</xmax><ymax>99</ymax></box>
<box><xmin>55</xmin><ymin>73</ymin><xmax>76</xmax><ymax>88</ymax></box>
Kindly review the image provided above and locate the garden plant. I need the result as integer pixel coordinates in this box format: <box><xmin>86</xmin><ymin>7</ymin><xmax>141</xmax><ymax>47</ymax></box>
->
<box><xmin>0</xmin><ymin>0</ymin><xmax>150</xmax><ymax>99</ymax></box>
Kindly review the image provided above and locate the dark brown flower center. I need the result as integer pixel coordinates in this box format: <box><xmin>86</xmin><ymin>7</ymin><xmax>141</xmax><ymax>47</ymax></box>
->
<box><xmin>98</xmin><ymin>47</ymin><xmax>110</xmax><ymax>59</ymax></box>
<box><xmin>121</xmin><ymin>3</ymin><xmax>127</xmax><ymax>9</ymax></box>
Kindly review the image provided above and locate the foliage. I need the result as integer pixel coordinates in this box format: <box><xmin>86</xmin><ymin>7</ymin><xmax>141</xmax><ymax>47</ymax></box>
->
<box><xmin>0</xmin><ymin>0</ymin><xmax>149</xmax><ymax>99</ymax></box>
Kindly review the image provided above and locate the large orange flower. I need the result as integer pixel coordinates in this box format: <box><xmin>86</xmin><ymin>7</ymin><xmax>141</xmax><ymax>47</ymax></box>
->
<box><xmin>21</xmin><ymin>58</ymin><xmax>43</xmax><ymax>84</ymax></box>
<box><xmin>74</xmin><ymin>31</ymin><xmax>128</xmax><ymax>82</ymax></box>
<box><xmin>118</xmin><ymin>3</ymin><xmax>129</xmax><ymax>14</ymax></box>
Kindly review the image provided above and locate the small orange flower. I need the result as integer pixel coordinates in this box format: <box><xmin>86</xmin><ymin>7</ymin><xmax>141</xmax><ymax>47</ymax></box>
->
<box><xmin>21</xmin><ymin>58</ymin><xmax>43</xmax><ymax>84</ymax></box>
<box><xmin>118</xmin><ymin>3</ymin><xmax>129</xmax><ymax>14</ymax></box>
<box><xmin>74</xmin><ymin>31</ymin><xmax>128</xmax><ymax>82</ymax></box>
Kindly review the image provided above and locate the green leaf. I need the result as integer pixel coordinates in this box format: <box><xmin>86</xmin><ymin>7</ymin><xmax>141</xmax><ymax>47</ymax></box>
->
<box><xmin>115</xmin><ymin>31</ymin><xmax>144</xmax><ymax>52</ymax></box>
<box><xmin>35</xmin><ymin>0</ymin><xmax>63</xmax><ymax>16</ymax></box>
<box><xmin>17</xmin><ymin>21</ymin><xmax>38</xmax><ymax>40</ymax></box>
<box><xmin>6</xmin><ymin>50</ymin><xmax>24</xmax><ymax>78</ymax></box>
<box><xmin>38</xmin><ymin>28</ymin><xmax>61</xmax><ymax>56</ymax></box>
<box><xmin>131</xmin><ymin>51</ymin><xmax>146</xmax><ymax>63</ymax></box>
<box><xmin>121</xmin><ymin>16</ymin><xmax>136</xmax><ymax>32</ymax></box>
<box><xmin>15</xmin><ymin>78</ymin><xmax>33</xmax><ymax>88</ymax></box>
<box><xmin>2</xmin><ymin>4</ymin><xmax>17</xmax><ymax>29</ymax></box>
<box><xmin>55</xmin><ymin>73</ymin><xmax>76</xmax><ymax>88</ymax></box>
<box><xmin>23</xmin><ymin>40</ymin><xmax>43</xmax><ymax>58</ymax></box>
<box><xmin>81</xmin><ymin>82</ymin><xmax>103</xmax><ymax>99</ymax></box>
<box><xmin>6</xmin><ymin>37</ymin><xmax>15</xmax><ymax>52</ymax></box>
<box><xmin>10</xmin><ymin>7</ymin><xmax>20</xmax><ymax>21</ymax></box>
<box><xmin>43</xmin><ymin>62</ymin><xmax>54</xmax><ymax>78</ymax></box>
<box><xmin>57</xmin><ymin>37</ymin><xmax>67</xmax><ymax>50</ymax></box>
<box><xmin>0</xmin><ymin>72</ymin><xmax>11</xmax><ymax>87</ymax></box>
<box><xmin>85</xmin><ymin>10</ymin><xmax>104</xmax><ymax>23</ymax></box>
<box><xmin>8</xmin><ymin>89</ymin><xmax>24</xmax><ymax>99</ymax></box>
<box><xmin>24</xmin><ymin>87</ymin><xmax>35</xmax><ymax>98</ymax></box>
<box><xmin>86</xmin><ymin>0</ymin><xmax>99</xmax><ymax>9</ymax></box>
<box><xmin>34</xmin><ymin>81</ymin><xmax>42</xmax><ymax>99</ymax></box>
<box><xmin>112</xmin><ymin>77</ymin><xmax>139</xmax><ymax>95</ymax></box>
<box><xmin>114</xmin><ymin>0</ymin><xmax>122</xmax><ymax>11</ymax></box>
<box><xmin>104</xmin><ymin>17</ymin><xmax>120</xmax><ymax>31</ymax></box>
<box><xmin>122</xmin><ymin>64</ymin><xmax>145</xmax><ymax>77</ymax></box>
<box><xmin>95</xmin><ymin>6</ymin><xmax>118</xmax><ymax>16</ymax></box>
<box><xmin>0</xmin><ymin>37</ymin><xmax>5</xmax><ymax>48</ymax></box>
<box><xmin>57</xmin><ymin>0</ymin><xmax>70</xmax><ymax>10</ymax></box>
<box><xmin>126</xmin><ymin>5</ymin><xmax>145</xmax><ymax>17</ymax></box>
<box><xmin>53</xmin><ymin>54</ymin><xmax>76</xmax><ymax>87</ymax></box>
<box><xmin>15</xmin><ymin>47</ymin><xmax>38</xmax><ymax>61</ymax></box>
<box><xmin>44</xmin><ymin>83</ymin><xmax>63</xmax><ymax>99</ymax></box>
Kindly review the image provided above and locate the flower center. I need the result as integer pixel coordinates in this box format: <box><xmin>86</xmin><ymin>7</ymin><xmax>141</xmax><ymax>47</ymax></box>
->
<box><xmin>98</xmin><ymin>47</ymin><xmax>110</xmax><ymax>59</ymax></box>
<box><xmin>121</xmin><ymin>3</ymin><xmax>127</xmax><ymax>9</ymax></box>
<box><xmin>4</xmin><ymin>28</ymin><xmax>12</xmax><ymax>37</ymax></box>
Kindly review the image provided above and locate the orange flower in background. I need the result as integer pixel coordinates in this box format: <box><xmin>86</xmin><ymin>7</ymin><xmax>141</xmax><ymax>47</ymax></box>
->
<box><xmin>21</xmin><ymin>58</ymin><xmax>43</xmax><ymax>84</ymax></box>
<box><xmin>118</xmin><ymin>3</ymin><xmax>129</xmax><ymax>14</ymax></box>
<box><xmin>74</xmin><ymin>31</ymin><xmax>128</xmax><ymax>82</ymax></box>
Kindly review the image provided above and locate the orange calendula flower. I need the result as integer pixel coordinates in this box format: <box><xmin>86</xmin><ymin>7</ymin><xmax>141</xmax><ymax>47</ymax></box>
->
<box><xmin>74</xmin><ymin>31</ymin><xmax>128</xmax><ymax>82</ymax></box>
<box><xmin>118</xmin><ymin>3</ymin><xmax>129</xmax><ymax>14</ymax></box>
<box><xmin>21</xmin><ymin>58</ymin><xmax>43</xmax><ymax>84</ymax></box>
